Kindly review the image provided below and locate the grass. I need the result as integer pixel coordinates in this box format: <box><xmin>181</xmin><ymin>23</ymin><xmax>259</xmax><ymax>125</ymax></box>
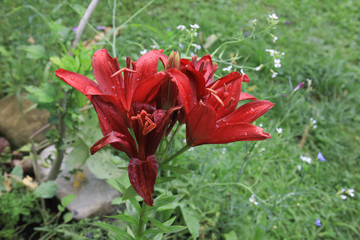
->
<box><xmin>1</xmin><ymin>0</ymin><xmax>359</xmax><ymax>239</ymax></box>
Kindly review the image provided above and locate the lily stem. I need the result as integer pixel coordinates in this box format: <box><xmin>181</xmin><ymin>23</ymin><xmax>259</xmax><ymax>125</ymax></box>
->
<box><xmin>137</xmin><ymin>202</ymin><xmax>148</xmax><ymax>237</ymax></box>
<box><xmin>160</xmin><ymin>123</ymin><xmax>182</xmax><ymax>163</ymax></box>
<box><xmin>162</xmin><ymin>145</ymin><xmax>190</xmax><ymax>165</ymax></box>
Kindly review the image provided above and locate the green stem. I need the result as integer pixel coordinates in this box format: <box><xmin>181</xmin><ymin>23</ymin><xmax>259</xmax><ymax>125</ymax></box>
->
<box><xmin>159</xmin><ymin>123</ymin><xmax>182</xmax><ymax>163</ymax></box>
<box><xmin>162</xmin><ymin>145</ymin><xmax>190</xmax><ymax>165</ymax></box>
<box><xmin>137</xmin><ymin>202</ymin><xmax>148</xmax><ymax>237</ymax></box>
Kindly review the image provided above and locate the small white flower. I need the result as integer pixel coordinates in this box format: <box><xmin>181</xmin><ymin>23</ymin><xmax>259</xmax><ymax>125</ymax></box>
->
<box><xmin>297</xmin><ymin>165</ymin><xmax>302</xmax><ymax>171</ymax></box>
<box><xmin>273</xmin><ymin>36</ymin><xmax>278</xmax><ymax>43</ymax></box>
<box><xmin>150</xmin><ymin>45</ymin><xmax>157</xmax><ymax>49</ymax></box>
<box><xmin>266</xmin><ymin>49</ymin><xmax>275</xmax><ymax>56</ymax></box>
<box><xmin>252</xmin><ymin>19</ymin><xmax>257</xmax><ymax>25</ymax></box>
<box><xmin>348</xmin><ymin>189</ymin><xmax>355</xmax><ymax>197</ymax></box>
<box><xmin>276</xmin><ymin>128</ymin><xmax>283</xmax><ymax>134</ymax></box>
<box><xmin>259</xmin><ymin>123</ymin><xmax>263</xmax><ymax>127</ymax></box>
<box><xmin>140</xmin><ymin>49</ymin><xmax>148</xmax><ymax>55</ymax></box>
<box><xmin>255</xmin><ymin>64</ymin><xmax>263</xmax><ymax>71</ymax></box>
<box><xmin>222</xmin><ymin>65</ymin><xmax>233</xmax><ymax>71</ymax></box>
<box><xmin>260</xmin><ymin>148</ymin><xmax>266</xmax><ymax>152</ymax></box>
<box><xmin>176</xmin><ymin>25</ymin><xmax>186</xmax><ymax>31</ymax></box>
<box><xmin>249</xmin><ymin>195</ymin><xmax>258</xmax><ymax>205</ymax></box>
<box><xmin>274</xmin><ymin>59</ymin><xmax>281</xmax><ymax>68</ymax></box>
<box><xmin>194</xmin><ymin>32</ymin><xmax>198</xmax><ymax>37</ymax></box>
<box><xmin>340</xmin><ymin>195</ymin><xmax>347</xmax><ymax>200</ymax></box>
<box><xmin>300</xmin><ymin>155</ymin><xmax>312</xmax><ymax>164</ymax></box>
<box><xmin>306</xmin><ymin>78</ymin><xmax>312</xmax><ymax>85</ymax></box>
<box><xmin>310</xmin><ymin>118</ymin><xmax>317</xmax><ymax>124</ymax></box>
<box><xmin>178</xmin><ymin>43</ymin><xmax>184</xmax><ymax>49</ymax></box>
<box><xmin>188</xmin><ymin>147</ymin><xmax>194</xmax><ymax>151</ymax></box>
<box><xmin>281</xmin><ymin>52</ymin><xmax>285</xmax><ymax>56</ymax></box>
<box><xmin>271</xmin><ymin>71</ymin><xmax>278</xmax><ymax>78</ymax></box>
<box><xmin>240</xmin><ymin>69</ymin><xmax>245</xmax><ymax>74</ymax></box>
<box><xmin>222</xmin><ymin>148</ymin><xmax>226</xmax><ymax>154</ymax></box>
<box><xmin>268</xmin><ymin>13</ymin><xmax>279</xmax><ymax>20</ymax></box>
<box><xmin>190</xmin><ymin>24</ymin><xmax>200</xmax><ymax>29</ymax></box>
<box><xmin>313</xmin><ymin>125</ymin><xmax>318</xmax><ymax>129</ymax></box>
<box><xmin>192</xmin><ymin>43</ymin><xmax>201</xmax><ymax>52</ymax></box>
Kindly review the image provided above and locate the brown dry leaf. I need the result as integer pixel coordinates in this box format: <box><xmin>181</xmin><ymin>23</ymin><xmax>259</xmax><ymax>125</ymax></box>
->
<box><xmin>22</xmin><ymin>175</ymin><xmax>38</xmax><ymax>189</ymax></box>
<box><xmin>247</xmin><ymin>85</ymin><xmax>257</xmax><ymax>92</ymax></box>
<box><xmin>28</xmin><ymin>36</ymin><xmax>35</xmax><ymax>44</ymax></box>
<box><xmin>83</xmin><ymin>27</ymin><xmax>112</xmax><ymax>49</ymax></box>
<box><xmin>3</xmin><ymin>174</ymin><xmax>12</xmax><ymax>192</ymax></box>
<box><xmin>73</xmin><ymin>171</ymin><xmax>86</xmax><ymax>190</ymax></box>
<box><xmin>229</xmin><ymin>53</ymin><xmax>237</xmax><ymax>65</ymax></box>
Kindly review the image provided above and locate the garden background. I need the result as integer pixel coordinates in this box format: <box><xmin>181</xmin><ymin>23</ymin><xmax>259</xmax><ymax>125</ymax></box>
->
<box><xmin>0</xmin><ymin>0</ymin><xmax>359</xmax><ymax>239</ymax></box>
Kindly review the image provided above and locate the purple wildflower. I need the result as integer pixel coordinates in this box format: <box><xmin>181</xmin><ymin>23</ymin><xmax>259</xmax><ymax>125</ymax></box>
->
<box><xmin>96</xmin><ymin>26</ymin><xmax>107</xmax><ymax>31</ymax></box>
<box><xmin>293</xmin><ymin>82</ymin><xmax>304</xmax><ymax>92</ymax></box>
<box><xmin>317</xmin><ymin>152</ymin><xmax>326</xmax><ymax>162</ymax></box>
<box><xmin>315</xmin><ymin>218</ymin><xmax>321</xmax><ymax>226</ymax></box>
<box><xmin>72</xmin><ymin>26</ymin><xmax>78</xmax><ymax>32</ymax></box>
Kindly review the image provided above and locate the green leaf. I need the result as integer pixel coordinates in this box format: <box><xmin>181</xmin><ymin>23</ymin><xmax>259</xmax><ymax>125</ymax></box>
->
<box><xmin>61</xmin><ymin>194</ymin><xmax>76</xmax><ymax>207</ymax></box>
<box><xmin>156</xmin><ymin>177</ymin><xmax>176</xmax><ymax>184</ymax></box>
<box><xmin>50</xmin><ymin>56</ymin><xmax>63</xmax><ymax>68</ymax></box>
<box><xmin>153</xmin><ymin>194</ymin><xmax>183</xmax><ymax>210</ymax></box>
<box><xmin>57</xmin><ymin>204</ymin><xmax>65</xmax><ymax>212</ymax></box>
<box><xmin>65</xmin><ymin>141</ymin><xmax>89</xmax><ymax>170</ymax></box>
<box><xmin>149</xmin><ymin>217</ymin><xmax>171</xmax><ymax>233</ymax></box>
<box><xmin>34</xmin><ymin>181</ymin><xmax>58</xmax><ymax>199</ymax></box>
<box><xmin>224</xmin><ymin>230</ymin><xmax>238</xmax><ymax>240</ymax></box>
<box><xmin>162</xmin><ymin>165</ymin><xmax>191</xmax><ymax>174</ymax></box>
<box><xmin>94</xmin><ymin>222</ymin><xmax>134</xmax><ymax>240</ymax></box>
<box><xmin>11</xmin><ymin>165</ymin><xmax>23</xmax><ymax>178</ymax></box>
<box><xmin>180</xmin><ymin>206</ymin><xmax>201</xmax><ymax>239</ymax></box>
<box><xmin>122</xmin><ymin>185</ymin><xmax>137</xmax><ymax>201</ymax></box>
<box><xmin>63</xmin><ymin>212</ymin><xmax>73</xmax><ymax>223</ymax></box>
<box><xmin>22</xmin><ymin>45</ymin><xmax>47</xmax><ymax>59</ymax></box>
<box><xmin>167</xmin><ymin>225</ymin><xmax>187</xmax><ymax>233</ymax></box>
<box><xmin>87</xmin><ymin>151</ymin><xmax>125</xmax><ymax>179</ymax></box>
<box><xmin>107</xmin><ymin>214</ymin><xmax>137</xmax><ymax>225</ymax></box>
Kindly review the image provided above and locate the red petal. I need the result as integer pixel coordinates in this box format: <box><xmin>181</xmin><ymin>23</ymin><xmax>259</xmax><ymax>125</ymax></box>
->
<box><xmin>133</xmin><ymin>49</ymin><xmax>164</xmax><ymax>84</ymax></box>
<box><xmin>92</xmin><ymin>49</ymin><xmax>123</xmax><ymax>96</ymax></box>
<box><xmin>239</xmin><ymin>92</ymin><xmax>257</xmax><ymax>101</ymax></box>
<box><xmin>196</xmin><ymin>123</ymin><xmax>271</xmax><ymax>145</ymax></box>
<box><xmin>186</xmin><ymin>102</ymin><xmax>216</xmax><ymax>146</ymax></box>
<box><xmin>128</xmin><ymin>155</ymin><xmax>158</xmax><ymax>206</ymax></box>
<box><xmin>167</xmin><ymin>68</ymin><xmax>192</xmax><ymax>114</ymax></box>
<box><xmin>220</xmin><ymin>100</ymin><xmax>275</xmax><ymax>124</ymax></box>
<box><xmin>55</xmin><ymin>69</ymin><xmax>102</xmax><ymax>100</ymax></box>
<box><xmin>184</xmin><ymin>66</ymin><xmax>206</xmax><ymax>101</ymax></box>
<box><xmin>207</xmin><ymin>72</ymin><xmax>249</xmax><ymax>89</ymax></box>
<box><xmin>90</xmin><ymin>131</ymin><xmax>136</xmax><ymax>157</ymax></box>
<box><xmin>194</xmin><ymin>54</ymin><xmax>218</xmax><ymax>84</ymax></box>
<box><xmin>132</xmin><ymin>72</ymin><xmax>167</xmax><ymax>103</ymax></box>
<box><xmin>91</xmin><ymin>95</ymin><xmax>133</xmax><ymax>137</ymax></box>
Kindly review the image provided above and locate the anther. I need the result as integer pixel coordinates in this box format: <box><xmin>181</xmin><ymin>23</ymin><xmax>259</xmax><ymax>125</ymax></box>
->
<box><xmin>210</xmin><ymin>92</ymin><xmax>225</xmax><ymax>106</ymax></box>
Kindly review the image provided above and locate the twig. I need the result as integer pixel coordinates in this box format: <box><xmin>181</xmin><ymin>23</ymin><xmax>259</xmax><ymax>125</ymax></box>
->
<box><xmin>71</xmin><ymin>0</ymin><xmax>99</xmax><ymax>49</ymax></box>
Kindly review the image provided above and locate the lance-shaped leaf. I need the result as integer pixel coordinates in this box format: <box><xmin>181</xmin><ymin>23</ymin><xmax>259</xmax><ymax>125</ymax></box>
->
<box><xmin>128</xmin><ymin>155</ymin><xmax>159</xmax><ymax>206</ymax></box>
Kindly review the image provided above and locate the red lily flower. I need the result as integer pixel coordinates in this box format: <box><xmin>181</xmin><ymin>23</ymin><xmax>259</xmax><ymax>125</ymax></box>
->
<box><xmin>180</xmin><ymin>56</ymin><xmax>274</xmax><ymax>146</ymax></box>
<box><xmin>56</xmin><ymin>49</ymin><xmax>187</xmax><ymax>206</ymax></box>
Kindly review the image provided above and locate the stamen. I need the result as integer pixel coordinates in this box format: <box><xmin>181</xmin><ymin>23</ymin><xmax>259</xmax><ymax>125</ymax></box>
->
<box><xmin>111</xmin><ymin>67</ymin><xmax>136</xmax><ymax>78</ymax></box>
<box><xmin>199</xmin><ymin>62</ymin><xmax>205</xmax><ymax>73</ymax></box>
<box><xmin>209</xmin><ymin>80</ymin><xmax>220</xmax><ymax>90</ymax></box>
<box><xmin>126</xmin><ymin>56</ymin><xmax>131</xmax><ymax>68</ymax></box>
<box><xmin>210</xmin><ymin>92</ymin><xmax>224</xmax><ymax>106</ymax></box>
<box><xmin>142</xmin><ymin>116</ymin><xmax>156</xmax><ymax>135</ymax></box>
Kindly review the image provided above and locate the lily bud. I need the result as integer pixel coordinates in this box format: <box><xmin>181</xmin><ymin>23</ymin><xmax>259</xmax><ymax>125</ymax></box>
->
<box><xmin>165</xmin><ymin>51</ymin><xmax>180</xmax><ymax>71</ymax></box>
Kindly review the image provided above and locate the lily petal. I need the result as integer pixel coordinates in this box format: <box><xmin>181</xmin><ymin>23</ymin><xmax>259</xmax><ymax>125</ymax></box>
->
<box><xmin>186</xmin><ymin>102</ymin><xmax>216</xmax><ymax>146</ymax></box>
<box><xmin>132</xmin><ymin>71</ymin><xmax>167</xmax><ymax>103</ymax></box>
<box><xmin>128</xmin><ymin>155</ymin><xmax>158</xmax><ymax>206</ymax></box>
<box><xmin>220</xmin><ymin>100</ymin><xmax>275</xmax><ymax>124</ymax></box>
<box><xmin>92</xmin><ymin>49</ymin><xmax>123</xmax><ymax>96</ymax></box>
<box><xmin>195</xmin><ymin>123</ymin><xmax>271</xmax><ymax>145</ymax></box>
<box><xmin>239</xmin><ymin>92</ymin><xmax>257</xmax><ymax>101</ymax></box>
<box><xmin>167</xmin><ymin>68</ymin><xmax>192</xmax><ymax>114</ymax></box>
<box><xmin>55</xmin><ymin>69</ymin><xmax>102</xmax><ymax>100</ymax></box>
<box><xmin>132</xmin><ymin>49</ymin><xmax>164</xmax><ymax>84</ymax></box>
<box><xmin>90</xmin><ymin>131</ymin><xmax>136</xmax><ymax>157</ymax></box>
